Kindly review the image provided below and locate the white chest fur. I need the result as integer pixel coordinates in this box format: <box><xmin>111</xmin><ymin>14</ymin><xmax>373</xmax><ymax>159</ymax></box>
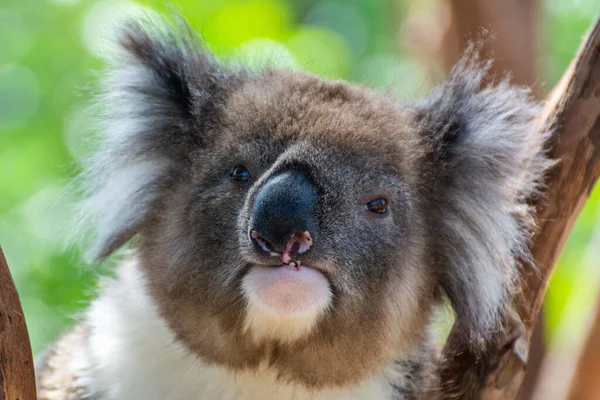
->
<box><xmin>82</xmin><ymin>260</ymin><xmax>401</xmax><ymax>400</ymax></box>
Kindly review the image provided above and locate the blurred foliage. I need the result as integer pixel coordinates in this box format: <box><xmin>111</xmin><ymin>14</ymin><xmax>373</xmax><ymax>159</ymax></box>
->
<box><xmin>0</xmin><ymin>0</ymin><xmax>598</xmax><ymax>355</ymax></box>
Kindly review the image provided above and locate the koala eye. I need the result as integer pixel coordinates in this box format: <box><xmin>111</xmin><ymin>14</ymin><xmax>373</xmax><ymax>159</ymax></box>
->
<box><xmin>231</xmin><ymin>166</ymin><xmax>251</xmax><ymax>182</ymax></box>
<box><xmin>365</xmin><ymin>198</ymin><xmax>388</xmax><ymax>215</ymax></box>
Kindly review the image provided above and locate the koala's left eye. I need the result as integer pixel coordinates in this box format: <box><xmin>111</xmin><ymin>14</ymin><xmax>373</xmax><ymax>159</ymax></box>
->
<box><xmin>231</xmin><ymin>166</ymin><xmax>251</xmax><ymax>182</ymax></box>
<box><xmin>365</xmin><ymin>198</ymin><xmax>388</xmax><ymax>215</ymax></box>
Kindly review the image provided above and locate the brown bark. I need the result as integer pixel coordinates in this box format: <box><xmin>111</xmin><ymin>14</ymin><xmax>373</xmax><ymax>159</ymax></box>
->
<box><xmin>437</xmin><ymin>1</ymin><xmax>548</xmax><ymax>397</ymax></box>
<box><xmin>402</xmin><ymin>0</ymin><xmax>539</xmax><ymax>91</ymax></box>
<box><xmin>565</xmin><ymin>293</ymin><xmax>600</xmax><ymax>400</ymax></box>
<box><xmin>439</xmin><ymin>0</ymin><xmax>539</xmax><ymax>89</ymax></box>
<box><xmin>439</xmin><ymin>14</ymin><xmax>600</xmax><ymax>400</ymax></box>
<box><xmin>516</xmin><ymin>309</ymin><xmax>545</xmax><ymax>400</ymax></box>
<box><xmin>403</xmin><ymin>2</ymin><xmax>548</xmax><ymax>396</ymax></box>
<box><xmin>0</xmin><ymin>246</ymin><xmax>37</xmax><ymax>400</ymax></box>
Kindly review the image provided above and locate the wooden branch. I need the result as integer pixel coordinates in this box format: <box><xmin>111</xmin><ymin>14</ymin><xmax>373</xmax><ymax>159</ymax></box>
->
<box><xmin>439</xmin><ymin>14</ymin><xmax>600</xmax><ymax>400</ymax></box>
<box><xmin>517</xmin><ymin>309</ymin><xmax>545</xmax><ymax>400</ymax></box>
<box><xmin>402</xmin><ymin>0</ymin><xmax>540</xmax><ymax>92</ymax></box>
<box><xmin>440</xmin><ymin>0</ymin><xmax>540</xmax><ymax>89</ymax></box>
<box><xmin>0</xmin><ymin>246</ymin><xmax>37</xmax><ymax>400</ymax></box>
<box><xmin>565</xmin><ymin>291</ymin><xmax>600</xmax><ymax>400</ymax></box>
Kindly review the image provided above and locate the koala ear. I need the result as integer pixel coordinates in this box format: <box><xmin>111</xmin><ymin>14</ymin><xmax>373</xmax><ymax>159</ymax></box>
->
<box><xmin>414</xmin><ymin>53</ymin><xmax>553</xmax><ymax>344</ymax></box>
<box><xmin>75</xmin><ymin>15</ymin><xmax>236</xmax><ymax>262</ymax></box>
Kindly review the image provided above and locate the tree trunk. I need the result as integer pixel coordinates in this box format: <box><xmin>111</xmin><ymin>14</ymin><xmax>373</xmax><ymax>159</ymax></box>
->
<box><xmin>439</xmin><ymin>0</ymin><xmax>539</xmax><ymax>89</ymax></box>
<box><xmin>565</xmin><ymin>292</ymin><xmax>600</xmax><ymax>400</ymax></box>
<box><xmin>403</xmin><ymin>2</ymin><xmax>547</xmax><ymax>395</ymax></box>
<box><xmin>0</xmin><ymin>246</ymin><xmax>37</xmax><ymax>399</ymax></box>
<box><xmin>439</xmin><ymin>2</ymin><xmax>547</xmax><ymax>397</ymax></box>
<box><xmin>439</xmin><ymin>14</ymin><xmax>600</xmax><ymax>399</ymax></box>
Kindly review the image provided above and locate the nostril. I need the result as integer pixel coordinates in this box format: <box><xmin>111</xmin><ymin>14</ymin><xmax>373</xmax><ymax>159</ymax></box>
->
<box><xmin>282</xmin><ymin>231</ymin><xmax>313</xmax><ymax>264</ymax></box>
<box><xmin>250</xmin><ymin>230</ymin><xmax>280</xmax><ymax>257</ymax></box>
<box><xmin>250</xmin><ymin>229</ymin><xmax>314</xmax><ymax>264</ymax></box>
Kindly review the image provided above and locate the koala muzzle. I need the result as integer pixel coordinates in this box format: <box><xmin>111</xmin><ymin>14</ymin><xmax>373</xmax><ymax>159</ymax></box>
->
<box><xmin>249</xmin><ymin>170</ymin><xmax>318</xmax><ymax>257</ymax></box>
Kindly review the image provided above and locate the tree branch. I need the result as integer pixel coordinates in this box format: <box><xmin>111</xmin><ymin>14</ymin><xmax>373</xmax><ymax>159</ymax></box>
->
<box><xmin>439</xmin><ymin>13</ymin><xmax>600</xmax><ymax>400</ymax></box>
<box><xmin>565</xmin><ymin>291</ymin><xmax>600</xmax><ymax>400</ymax></box>
<box><xmin>441</xmin><ymin>0</ymin><xmax>540</xmax><ymax>89</ymax></box>
<box><xmin>0</xmin><ymin>246</ymin><xmax>37</xmax><ymax>400</ymax></box>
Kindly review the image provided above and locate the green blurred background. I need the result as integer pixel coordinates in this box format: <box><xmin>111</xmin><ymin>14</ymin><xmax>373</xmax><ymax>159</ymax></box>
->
<box><xmin>0</xmin><ymin>0</ymin><xmax>598</xmax><ymax>356</ymax></box>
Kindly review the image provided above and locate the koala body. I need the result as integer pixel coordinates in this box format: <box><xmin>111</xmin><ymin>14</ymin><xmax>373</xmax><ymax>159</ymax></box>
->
<box><xmin>36</xmin><ymin>259</ymin><xmax>430</xmax><ymax>400</ymax></box>
<box><xmin>36</xmin><ymin>15</ymin><xmax>551</xmax><ymax>400</ymax></box>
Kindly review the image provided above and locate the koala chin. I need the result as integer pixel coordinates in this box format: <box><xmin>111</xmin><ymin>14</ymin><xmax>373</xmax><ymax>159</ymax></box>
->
<box><xmin>36</xmin><ymin>14</ymin><xmax>552</xmax><ymax>400</ymax></box>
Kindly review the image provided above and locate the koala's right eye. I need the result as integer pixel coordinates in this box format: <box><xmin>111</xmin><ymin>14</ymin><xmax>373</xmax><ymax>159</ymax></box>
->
<box><xmin>230</xmin><ymin>166</ymin><xmax>251</xmax><ymax>182</ymax></box>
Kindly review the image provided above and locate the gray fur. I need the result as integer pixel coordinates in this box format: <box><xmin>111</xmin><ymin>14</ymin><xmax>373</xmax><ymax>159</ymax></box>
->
<box><xmin>413</xmin><ymin>53</ymin><xmax>553</xmax><ymax>342</ymax></box>
<box><xmin>46</xmin><ymin>14</ymin><xmax>552</xmax><ymax>399</ymax></box>
<box><xmin>74</xmin><ymin>16</ymin><xmax>242</xmax><ymax>261</ymax></box>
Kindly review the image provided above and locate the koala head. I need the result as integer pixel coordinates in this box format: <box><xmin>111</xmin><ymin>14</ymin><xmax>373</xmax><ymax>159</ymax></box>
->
<box><xmin>76</xmin><ymin>16</ymin><xmax>551</xmax><ymax>389</ymax></box>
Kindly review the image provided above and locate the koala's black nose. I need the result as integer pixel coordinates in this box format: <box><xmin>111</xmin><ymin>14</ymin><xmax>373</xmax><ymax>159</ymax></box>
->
<box><xmin>250</xmin><ymin>170</ymin><xmax>318</xmax><ymax>253</ymax></box>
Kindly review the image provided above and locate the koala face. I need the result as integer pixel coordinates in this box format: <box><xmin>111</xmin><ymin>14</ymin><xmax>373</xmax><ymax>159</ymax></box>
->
<box><xmin>76</xmin><ymin>16</ymin><xmax>551</xmax><ymax>389</ymax></box>
<box><xmin>135</xmin><ymin>73</ymin><xmax>432</xmax><ymax>386</ymax></box>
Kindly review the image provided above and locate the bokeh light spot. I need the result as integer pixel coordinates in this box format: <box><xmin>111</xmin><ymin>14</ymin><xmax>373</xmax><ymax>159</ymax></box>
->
<box><xmin>21</xmin><ymin>186</ymin><xmax>74</xmax><ymax>251</ymax></box>
<box><xmin>81</xmin><ymin>0</ymin><xmax>158</xmax><ymax>57</ymax></box>
<box><xmin>357</xmin><ymin>54</ymin><xmax>430</xmax><ymax>99</ymax></box>
<box><xmin>285</xmin><ymin>26</ymin><xmax>351</xmax><ymax>79</ymax></box>
<box><xmin>206</xmin><ymin>0</ymin><xmax>291</xmax><ymax>49</ymax></box>
<box><xmin>0</xmin><ymin>66</ymin><xmax>40</xmax><ymax>132</ymax></box>
<box><xmin>304</xmin><ymin>1</ymin><xmax>369</xmax><ymax>57</ymax></box>
<box><xmin>235</xmin><ymin>38</ymin><xmax>297</xmax><ymax>70</ymax></box>
<box><xmin>48</xmin><ymin>0</ymin><xmax>84</xmax><ymax>7</ymax></box>
<box><xmin>0</xmin><ymin>11</ymin><xmax>33</xmax><ymax>68</ymax></box>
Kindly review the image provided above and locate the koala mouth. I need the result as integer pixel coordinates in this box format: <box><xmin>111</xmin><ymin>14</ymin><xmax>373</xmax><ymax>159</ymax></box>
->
<box><xmin>243</xmin><ymin>264</ymin><xmax>331</xmax><ymax>316</ymax></box>
<box><xmin>244</xmin><ymin>230</ymin><xmax>331</xmax><ymax>318</ymax></box>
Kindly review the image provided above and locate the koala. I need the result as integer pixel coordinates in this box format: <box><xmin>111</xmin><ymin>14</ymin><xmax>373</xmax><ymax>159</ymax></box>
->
<box><xmin>35</xmin><ymin>14</ymin><xmax>551</xmax><ymax>400</ymax></box>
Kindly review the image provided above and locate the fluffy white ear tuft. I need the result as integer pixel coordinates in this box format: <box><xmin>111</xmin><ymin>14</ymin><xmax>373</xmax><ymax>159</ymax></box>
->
<box><xmin>414</xmin><ymin>52</ymin><xmax>554</xmax><ymax>344</ymax></box>
<box><xmin>71</xmin><ymin>15</ymin><xmax>231</xmax><ymax>262</ymax></box>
